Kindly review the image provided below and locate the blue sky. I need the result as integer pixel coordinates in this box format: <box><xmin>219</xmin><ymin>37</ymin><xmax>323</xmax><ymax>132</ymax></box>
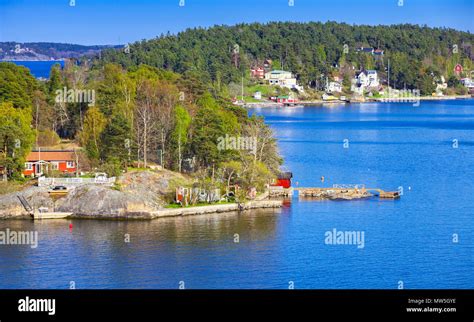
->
<box><xmin>0</xmin><ymin>0</ymin><xmax>473</xmax><ymax>45</ymax></box>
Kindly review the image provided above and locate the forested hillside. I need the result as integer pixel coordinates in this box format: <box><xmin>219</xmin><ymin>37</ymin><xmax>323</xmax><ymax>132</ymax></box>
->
<box><xmin>98</xmin><ymin>22</ymin><xmax>474</xmax><ymax>91</ymax></box>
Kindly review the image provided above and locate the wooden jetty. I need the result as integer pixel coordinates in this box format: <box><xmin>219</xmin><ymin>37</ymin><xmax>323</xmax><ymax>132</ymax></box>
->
<box><xmin>268</xmin><ymin>186</ymin><xmax>293</xmax><ymax>197</ymax></box>
<box><xmin>295</xmin><ymin>184</ymin><xmax>400</xmax><ymax>200</ymax></box>
<box><xmin>31</xmin><ymin>209</ymin><xmax>73</xmax><ymax>219</ymax></box>
<box><xmin>17</xmin><ymin>194</ymin><xmax>73</xmax><ymax>220</ymax></box>
<box><xmin>378</xmin><ymin>190</ymin><xmax>400</xmax><ymax>199</ymax></box>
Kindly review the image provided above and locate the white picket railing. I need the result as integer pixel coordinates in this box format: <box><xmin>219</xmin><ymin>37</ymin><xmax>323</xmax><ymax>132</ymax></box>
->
<box><xmin>38</xmin><ymin>176</ymin><xmax>116</xmax><ymax>187</ymax></box>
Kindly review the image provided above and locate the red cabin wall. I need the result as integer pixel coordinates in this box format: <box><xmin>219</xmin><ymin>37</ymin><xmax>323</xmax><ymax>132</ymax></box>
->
<box><xmin>22</xmin><ymin>161</ymin><xmax>76</xmax><ymax>176</ymax></box>
<box><xmin>23</xmin><ymin>169</ymin><xmax>34</xmax><ymax>176</ymax></box>
<box><xmin>276</xmin><ymin>178</ymin><xmax>291</xmax><ymax>188</ymax></box>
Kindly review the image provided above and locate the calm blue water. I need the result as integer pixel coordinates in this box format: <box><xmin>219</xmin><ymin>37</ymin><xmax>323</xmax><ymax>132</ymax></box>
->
<box><xmin>0</xmin><ymin>100</ymin><xmax>473</xmax><ymax>289</ymax></box>
<box><xmin>7</xmin><ymin>60</ymin><xmax>64</xmax><ymax>78</ymax></box>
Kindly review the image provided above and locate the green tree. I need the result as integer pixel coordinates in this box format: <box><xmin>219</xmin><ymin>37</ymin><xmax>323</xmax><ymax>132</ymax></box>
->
<box><xmin>190</xmin><ymin>93</ymin><xmax>232</xmax><ymax>168</ymax></box>
<box><xmin>219</xmin><ymin>160</ymin><xmax>243</xmax><ymax>194</ymax></box>
<box><xmin>0</xmin><ymin>102</ymin><xmax>35</xmax><ymax>180</ymax></box>
<box><xmin>48</xmin><ymin>64</ymin><xmax>63</xmax><ymax>101</ymax></box>
<box><xmin>79</xmin><ymin>106</ymin><xmax>107</xmax><ymax>162</ymax></box>
<box><xmin>0</xmin><ymin>62</ymin><xmax>37</xmax><ymax>109</ymax></box>
<box><xmin>170</xmin><ymin>105</ymin><xmax>191</xmax><ymax>172</ymax></box>
<box><xmin>100</xmin><ymin>113</ymin><xmax>131</xmax><ymax>169</ymax></box>
<box><xmin>447</xmin><ymin>75</ymin><xmax>460</xmax><ymax>87</ymax></box>
<box><xmin>390</xmin><ymin>52</ymin><xmax>416</xmax><ymax>89</ymax></box>
<box><xmin>417</xmin><ymin>75</ymin><xmax>436</xmax><ymax>95</ymax></box>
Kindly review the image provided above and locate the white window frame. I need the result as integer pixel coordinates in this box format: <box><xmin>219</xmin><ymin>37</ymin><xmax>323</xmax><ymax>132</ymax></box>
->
<box><xmin>66</xmin><ymin>161</ymin><xmax>75</xmax><ymax>169</ymax></box>
<box><xmin>25</xmin><ymin>162</ymin><xmax>33</xmax><ymax>170</ymax></box>
<box><xmin>51</xmin><ymin>162</ymin><xmax>59</xmax><ymax>171</ymax></box>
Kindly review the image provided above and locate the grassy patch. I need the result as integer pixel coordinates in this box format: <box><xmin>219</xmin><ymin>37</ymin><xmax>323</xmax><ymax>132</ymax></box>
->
<box><xmin>246</xmin><ymin>84</ymin><xmax>276</xmax><ymax>97</ymax></box>
<box><xmin>127</xmin><ymin>167</ymin><xmax>149</xmax><ymax>172</ymax></box>
<box><xmin>243</xmin><ymin>96</ymin><xmax>264</xmax><ymax>103</ymax></box>
<box><xmin>0</xmin><ymin>181</ymin><xmax>22</xmax><ymax>195</ymax></box>
<box><xmin>79</xmin><ymin>173</ymin><xmax>96</xmax><ymax>178</ymax></box>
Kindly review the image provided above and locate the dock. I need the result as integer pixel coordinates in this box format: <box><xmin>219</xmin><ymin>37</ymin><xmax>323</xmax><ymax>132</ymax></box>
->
<box><xmin>31</xmin><ymin>209</ymin><xmax>73</xmax><ymax>219</ymax></box>
<box><xmin>295</xmin><ymin>184</ymin><xmax>400</xmax><ymax>200</ymax></box>
<box><xmin>17</xmin><ymin>194</ymin><xmax>73</xmax><ymax>219</ymax></box>
<box><xmin>268</xmin><ymin>186</ymin><xmax>293</xmax><ymax>197</ymax></box>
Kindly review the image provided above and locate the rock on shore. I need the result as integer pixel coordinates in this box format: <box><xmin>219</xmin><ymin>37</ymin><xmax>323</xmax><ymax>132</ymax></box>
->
<box><xmin>0</xmin><ymin>170</ymin><xmax>282</xmax><ymax>219</ymax></box>
<box><xmin>0</xmin><ymin>186</ymin><xmax>53</xmax><ymax>218</ymax></box>
<box><xmin>0</xmin><ymin>169</ymin><xmax>190</xmax><ymax>219</ymax></box>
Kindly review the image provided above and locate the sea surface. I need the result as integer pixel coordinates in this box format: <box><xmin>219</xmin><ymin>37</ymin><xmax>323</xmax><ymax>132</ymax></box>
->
<box><xmin>6</xmin><ymin>60</ymin><xmax>64</xmax><ymax>78</ymax></box>
<box><xmin>0</xmin><ymin>100</ymin><xmax>473</xmax><ymax>289</ymax></box>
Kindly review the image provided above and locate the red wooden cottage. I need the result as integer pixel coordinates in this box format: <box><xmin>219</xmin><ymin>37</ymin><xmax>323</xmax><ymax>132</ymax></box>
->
<box><xmin>24</xmin><ymin>150</ymin><xmax>77</xmax><ymax>177</ymax></box>
<box><xmin>272</xmin><ymin>95</ymin><xmax>298</xmax><ymax>104</ymax></box>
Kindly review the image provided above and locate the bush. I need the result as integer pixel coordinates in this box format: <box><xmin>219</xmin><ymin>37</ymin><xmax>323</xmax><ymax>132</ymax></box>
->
<box><xmin>455</xmin><ymin>86</ymin><xmax>468</xmax><ymax>95</ymax></box>
<box><xmin>0</xmin><ymin>181</ymin><xmax>21</xmax><ymax>195</ymax></box>
<box><xmin>99</xmin><ymin>158</ymin><xmax>123</xmax><ymax>178</ymax></box>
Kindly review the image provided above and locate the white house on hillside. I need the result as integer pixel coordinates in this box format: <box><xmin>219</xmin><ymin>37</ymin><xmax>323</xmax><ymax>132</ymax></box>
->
<box><xmin>265</xmin><ymin>70</ymin><xmax>303</xmax><ymax>91</ymax></box>
<box><xmin>326</xmin><ymin>81</ymin><xmax>342</xmax><ymax>93</ymax></box>
<box><xmin>356</xmin><ymin>70</ymin><xmax>379</xmax><ymax>88</ymax></box>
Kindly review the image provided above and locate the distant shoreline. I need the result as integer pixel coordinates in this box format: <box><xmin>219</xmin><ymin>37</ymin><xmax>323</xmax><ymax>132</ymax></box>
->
<box><xmin>1</xmin><ymin>59</ymin><xmax>65</xmax><ymax>62</ymax></box>
<box><xmin>243</xmin><ymin>95</ymin><xmax>473</xmax><ymax>108</ymax></box>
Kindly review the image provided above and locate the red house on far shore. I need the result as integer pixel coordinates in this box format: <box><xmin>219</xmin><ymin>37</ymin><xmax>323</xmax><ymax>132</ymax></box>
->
<box><xmin>251</xmin><ymin>67</ymin><xmax>265</xmax><ymax>79</ymax></box>
<box><xmin>24</xmin><ymin>150</ymin><xmax>77</xmax><ymax>177</ymax></box>
<box><xmin>270</xmin><ymin>95</ymin><xmax>298</xmax><ymax>104</ymax></box>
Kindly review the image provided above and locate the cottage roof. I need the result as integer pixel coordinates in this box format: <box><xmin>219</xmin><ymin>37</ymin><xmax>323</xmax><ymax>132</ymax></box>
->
<box><xmin>277</xmin><ymin>172</ymin><xmax>293</xmax><ymax>179</ymax></box>
<box><xmin>270</xmin><ymin>70</ymin><xmax>290</xmax><ymax>74</ymax></box>
<box><xmin>26</xmin><ymin>150</ymin><xmax>75</xmax><ymax>162</ymax></box>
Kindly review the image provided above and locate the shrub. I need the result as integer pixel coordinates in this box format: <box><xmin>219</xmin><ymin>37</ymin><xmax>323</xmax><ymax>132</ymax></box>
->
<box><xmin>99</xmin><ymin>158</ymin><xmax>123</xmax><ymax>178</ymax></box>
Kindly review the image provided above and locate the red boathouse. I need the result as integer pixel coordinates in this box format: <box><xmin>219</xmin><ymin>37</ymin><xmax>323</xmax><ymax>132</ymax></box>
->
<box><xmin>272</xmin><ymin>172</ymin><xmax>293</xmax><ymax>189</ymax></box>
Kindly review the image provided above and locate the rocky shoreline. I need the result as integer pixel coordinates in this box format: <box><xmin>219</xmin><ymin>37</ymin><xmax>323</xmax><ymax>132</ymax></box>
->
<box><xmin>75</xmin><ymin>200</ymin><xmax>283</xmax><ymax>220</ymax></box>
<box><xmin>0</xmin><ymin>170</ymin><xmax>282</xmax><ymax>220</ymax></box>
